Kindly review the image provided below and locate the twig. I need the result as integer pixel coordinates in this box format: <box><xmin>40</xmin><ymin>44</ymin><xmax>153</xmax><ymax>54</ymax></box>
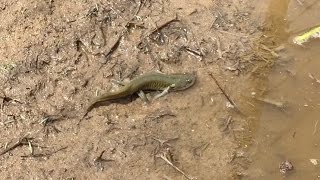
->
<box><xmin>209</xmin><ymin>73</ymin><xmax>236</xmax><ymax>107</ymax></box>
<box><xmin>215</xmin><ymin>37</ymin><xmax>223</xmax><ymax>59</ymax></box>
<box><xmin>133</xmin><ymin>0</ymin><xmax>144</xmax><ymax>17</ymax></box>
<box><xmin>78</xmin><ymin>1</ymin><xmax>145</xmax><ymax>121</ymax></box>
<box><xmin>0</xmin><ymin>95</ymin><xmax>23</xmax><ymax>105</ymax></box>
<box><xmin>149</xmin><ymin>16</ymin><xmax>179</xmax><ymax>36</ymax></box>
<box><xmin>123</xmin><ymin>0</ymin><xmax>146</xmax><ymax>29</ymax></box>
<box><xmin>223</xmin><ymin>116</ymin><xmax>232</xmax><ymax>131</ymax></box>
<box><xmin>260</xmin><ymin>44</ymin><xmax>279</xmax><ymax>58</ymax></box>
<box><xmin>94</xmin><ymin>150</ymin><xmax>114</xmax><ymax>163</ymax></box>
<box><xmin>151</xmin><ymin>136</ymin><xmax>179</xmax><ymax>147</ymax></box>
<box><xmin>217</xmin><ymin>30</ymin><xmax>248</xmax><ymax>38</ymax></box>
<box><xmin>192</xmin><ymin>142</ymin><xmax>210</xmax><ymax>157</ymax></box>
<box><xmin>144</xmin><ymin>109</ymin><xmax>176</xmax><ymax>122</ymax></box>
<box><xmin>308</xmin><ymin>73</ymin><xmax>320</xmax><ymax>84</ymax></box>
<box><xmin>40</xmin><ymin>115</ymin><xmax>64</xmax><ymax>126</ymax></box>
<box><xmin>254</xmin><ymin>97</ymin><xmax>287</xmax><ymax>109</ymax></box>
<box><xmin>96</xmin><ymin>150</ymin><xmax>106</xmax><ymax>160</ymax></box>
<box><xmin>21</xmin><ymin>146</ymin><xmax>68</xmax><ymax>158</ymax></box>
<box><xmin>313</xmin><ymin>120</ymin><xmax>319</xmax><ymax>135</ymax></box>
<box><xmin>0</xmin><ymin>134</ymin><xmax>33</xmax><ymax>156</ymax></box>
<box><xmin>296</xmin><ymin>0</ymin><xmax>303</xmax><ymax>6</ymax></box>
<box><xmin>103</xmin><ymin>35</ymin><xmax>122</xmax><ymax>60</ymax></box>
<box><xmin>184</xmin><ymin>47</ymin><xmax>203</xmax><ymax>59</ymax></box>
<box><xmin>97</xmin><ymin>22</ymin><xmax>106</xmax><ymax>47</ymax></box>
<box><xmin>28</xmin><ymin>141</ymin><xmax>33</xmax><ymax>154</ymax></box>
<box><xmin>158</xmin><ymin>153</ymin><xmax>194</xmax><ymax>180</ymax></box>
<box><xmin>209</xmin><ymin>73</ymin><xmax>245</xmax><ymax>116</ymax></box>
<box><xmin>79</xmin><ymin>34</ymin><xmax>122</xmax><ymax>60</ymax></box>
<box><xmin>93</xmin><ymin>150</ymin><xmax>114</xmax><ymax>171</ymax></box>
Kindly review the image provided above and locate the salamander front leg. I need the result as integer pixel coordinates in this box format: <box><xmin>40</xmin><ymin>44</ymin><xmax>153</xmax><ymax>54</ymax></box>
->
<box><xmin>153</xmin><ymin>84</ymin><xmax>175</xmax><ymax>100</ymax></box>
<box><xmin>138</xmin><ymin>90</ymin><xmax>150</xmax><ymax>103</ymax></box>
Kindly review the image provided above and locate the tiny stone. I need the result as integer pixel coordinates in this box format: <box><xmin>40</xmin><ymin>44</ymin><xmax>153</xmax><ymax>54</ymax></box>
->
<box><xmin>226</xmin><ymin>102</ymin><xmax>234</xmax><ymax>108</ymax></box>
<box><xmin>279</xmin><ymin>160</ymin><xmax>294</xmax><ymax>174</ymax></box>
<box><xmin>310</xmin><ymin>159</ymin><xmax>318</xmax><ymax>165</ymax></box>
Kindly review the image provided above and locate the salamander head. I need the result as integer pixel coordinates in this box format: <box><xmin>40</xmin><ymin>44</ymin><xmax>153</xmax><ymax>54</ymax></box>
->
<box><xmin>171</xmin><ymin>72</ymin><xmax>196</xmax><ymax>91</ymax></box>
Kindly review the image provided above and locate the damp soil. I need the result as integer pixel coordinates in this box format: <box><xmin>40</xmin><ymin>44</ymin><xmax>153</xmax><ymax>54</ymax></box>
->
<box><xmin>0</xmin><ymin>0</ymin><xmax>278</xmax><ymax>179</ymax></box>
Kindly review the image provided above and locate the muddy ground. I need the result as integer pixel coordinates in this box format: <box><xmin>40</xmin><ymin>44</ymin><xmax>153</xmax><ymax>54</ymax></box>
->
<box><xmin>0</xmin><ymin>0</ymin><xmax>273</xmax><ymax>179</ymax></box>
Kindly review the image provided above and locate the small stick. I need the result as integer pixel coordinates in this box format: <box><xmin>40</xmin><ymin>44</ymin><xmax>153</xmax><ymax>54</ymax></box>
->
<box><xmin>103</xmin><ymin>35</ymin><xmax>122</xmax><ymax>60</ymax></box>
<box><xmin>209</xmin><ymin>73</ymin><xmax>245</xmax><ymax>116</ymax></box>
<box><xmin>93</xmin><ymin>150</ymin><xmax>114</xmax><ymax>171</ymax></box>
<box><xmin>97</xmin><ymin>22</ymin><xmax>106</xmax><ymax>47</ymax></box>
<box><xmin>95</xmin><ymin>150</ymin><xmax>106</xmax><ymax>160</ymax></box>
<box><xmin>158</xmin><ymin>153</ymin><xmax>194</xmax><ymax>180</ymax></box>
<box><xmin>28</xmin><ymin>141</ymin><xmax>33</xmax><ymax>154</ymax></box>
<box><xmin>21</xmin><ymin>146</ymin><xmax>68</xmax><ymax>158</ymax></box>
<box><xmin>296</xmin><ymin>0</ymin><xmax>303</xmax><ymax>5</ymax></box>
<box><xmin>133</xmin><ymin>0</ymin><xmax>144</xmax><ymax>17</ymax></box>
<box><xmin>123</xmin><ymin>0</ymin><xmax>146</xmax><ymax>30</ymax></box>
<box><xmin>77</xmin><ymin>33</ymin><xmax>122</xmax><ymax>60</ymax></box>
<box><xmin>145</xmin><ymin>109</ymin><xmax>176</xmax><ymax>122</ymax></box>
<box><xmin>0</xmin><ymin>134</ymin><xmax>32</xmax><ymax>156</ymax></box>
<box><xmin>192</xmin><ymin>142</ymin><xmax>210</xmax><ymax>157</ymax></box>
<box><xmin>254</xmin><ymin>97</ymin><xmax>287</xmax><ymax>109</ymax></box>
<box><xmin>223</xmin><ymin>116</ymin><xmax>232</xmax><ymax>131</ymax></box>
<box><xmin>313</xmin><ymin>120</ymin><xmax>319</xmax><ymax>135</ymax></box>
<box><xmin>209</xmin><ymin>73</ymin><xmax>236</xmax><ymax>107</ymax></box>
<box><xmin>184</xmin><ymin>47</ymin><xmax>203</xmax><ymax>59</ymax></box>
<box><xmin>149</xmin><ymin>17</ymin><xmax>179</xmax><ymax>36</ymax></box>
<box><xmin>40</xmin><ymin>115</ymin><xmax>64</xmax><ymax>126</ymax></box>
<box><xmin>94</xmin><ymin>150</ymin><xmax>114</xmax><ymax>163</ymax></box>
<box><xmin>308</xmin><ymin>73</ymin><xmax>320</xmax><ymax>84</ymax></box>
<box><xmin>260</xmin><ymin>44</ymin><xmax>279</xmax><ymax>58</ymax></box>
<box><xmin>110</xmin><ymin>0</ymin><xmax>145</xmax><ymax>51</ymax></box>
<box><xmin>215</xmin><ymin>37</ymin><xmax>223</xmax><ymax>59</ymax></box>
<box><xmin>151</xmin><ymin>136</ymin><xmax>179</xmax><ymax>146</ymax></box>
<box><xmin>217</xmin><ymin>30</ymin><xmax>248</xmax><ymax>38</ymax></box>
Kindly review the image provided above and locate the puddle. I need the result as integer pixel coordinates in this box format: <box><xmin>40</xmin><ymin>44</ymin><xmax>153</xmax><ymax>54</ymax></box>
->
<box><xmin>247</xmin><ymin>0</ymin><xmax>320</xmax><ymax>179</ymax></box>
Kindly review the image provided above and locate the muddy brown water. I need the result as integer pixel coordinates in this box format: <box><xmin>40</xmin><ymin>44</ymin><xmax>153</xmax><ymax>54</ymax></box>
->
<box><xmin>246</xmin><ymin>0</ymin><xmax>320</xmax><ymax>179</ymax></box>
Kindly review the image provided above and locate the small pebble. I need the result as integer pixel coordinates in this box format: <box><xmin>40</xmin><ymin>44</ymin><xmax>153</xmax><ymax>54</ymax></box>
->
<box><xmin>310</xmin><ymin>159</ymin><xmax>319</xmax><ymax>166</ymax></box>
<box><xmin>279</xmin><ymin>160</ymin><xmax>294</xmax><ymax>174</ymax></box>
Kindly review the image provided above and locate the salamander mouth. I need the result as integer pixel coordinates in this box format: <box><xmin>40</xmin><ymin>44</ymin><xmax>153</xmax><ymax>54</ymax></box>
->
<box><xmin>173</xmin><ymin>77</ymin><xmax>196</xmax><ymax>91</ymax></box>
<box><xmin>185</xmin><ymin>78</ymin><xmax>196</xmax><ymax>88</ymax></box>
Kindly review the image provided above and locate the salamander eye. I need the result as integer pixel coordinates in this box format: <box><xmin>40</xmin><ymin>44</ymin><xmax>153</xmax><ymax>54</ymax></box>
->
<box><xmin>186</xmin><ymin>79</ymin><xmax>192</xmax><ymax>83</ymax></box>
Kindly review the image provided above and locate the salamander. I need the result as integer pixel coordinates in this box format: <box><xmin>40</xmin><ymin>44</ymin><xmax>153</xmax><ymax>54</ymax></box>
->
<box><xmin>82</xmin><ymin>71</ymin><xmax>196</xmax><ymax>118</ymax></box>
